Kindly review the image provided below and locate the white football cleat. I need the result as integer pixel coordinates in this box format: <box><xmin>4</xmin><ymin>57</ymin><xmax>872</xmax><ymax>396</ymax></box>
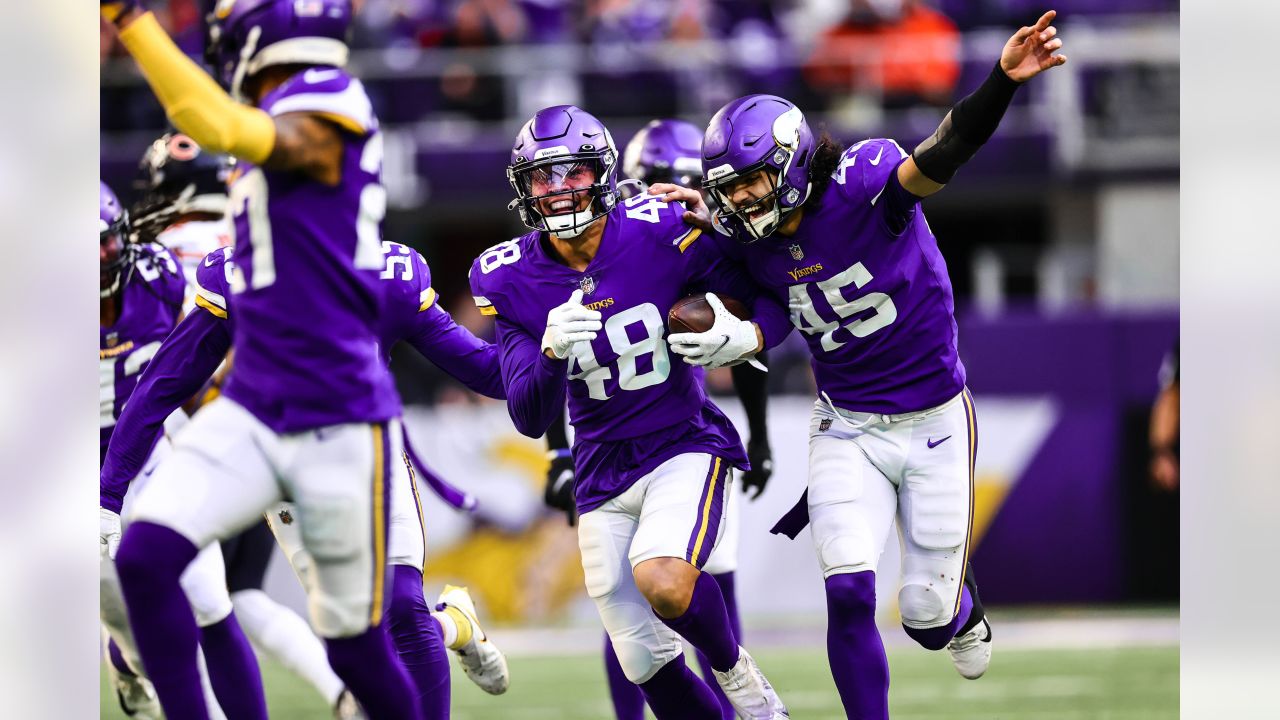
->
<box><xmin>436</xmin><ymin>584</ymin><xmax>510</xmax><ymax>695</ymax></box>
<box><xmin>947</xmin><ymin>616</ymin><xmax>993</xmax><ymax>679</ymax></box>
<box><xmin>110</xmin><ymin>667</ymin><xmax>163</xmax><ymax>719</ymax></box>
<box><xmin>711</xmin><ymin>646</ymin><xmax>789</xmax><ymax>719</ymax></box>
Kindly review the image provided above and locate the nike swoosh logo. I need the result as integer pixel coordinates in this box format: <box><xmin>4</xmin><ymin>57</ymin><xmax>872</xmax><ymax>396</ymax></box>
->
<box><xmin>870</xmin><ymin>184</ymin><xmax>886</xmax><ymax>206</ymax></box>
<box><xmin>303</xmin><ymin>68</ymin><xmax>342</xmax><ymax>84</ymax></box>
<box><xmin>868</xmin><ymin>147</ymin><xmax>884</xmax><ymax>166</ymax></box>
<box><xmin>927</xmin><ymin>435</ymin><xmax>952</xmax><ymax>449</ymax></box>
<box><xmin>204</xmin><ymin>254</ymin><xmax>219</xmax><ymax>267</ymax></box>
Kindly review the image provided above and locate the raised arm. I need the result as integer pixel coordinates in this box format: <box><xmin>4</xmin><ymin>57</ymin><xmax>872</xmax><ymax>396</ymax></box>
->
<box><xmin>100</xmin><ymin>309</ymin><xmax>232</xmax><ymax>514</ymax></box>
<box><xmin>102</xmin><ymin>4</ymin><xmax>345</xmax><ymax>184</ymax></box>
<box><xmin>900</xmin><ymin>9</ymin><xmax>1068</xmax><ymax>197</ymax></box>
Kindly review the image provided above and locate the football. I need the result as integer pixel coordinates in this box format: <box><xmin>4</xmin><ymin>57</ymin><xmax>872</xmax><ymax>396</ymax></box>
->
<box><xmin>667</xmin><ymin>293</ymin><xmax>751</xmax><ymax>334</ymax></box>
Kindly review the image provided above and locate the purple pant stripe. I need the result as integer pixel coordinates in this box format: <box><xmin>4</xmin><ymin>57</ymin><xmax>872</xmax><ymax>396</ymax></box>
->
<box><xmin>369</xmin><ymin>422</ymin><xmax>393</xmax><ymax>627</ymax></box>
<box><xmin>685</xmin><ymin>458</ymin><xmax>727</xmax><ymax>569</ymax></box>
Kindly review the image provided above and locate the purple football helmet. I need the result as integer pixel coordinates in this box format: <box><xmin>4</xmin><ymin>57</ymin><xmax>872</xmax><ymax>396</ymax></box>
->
<box><xmin>622</xmin><ymin>119</ymin><xmax>704</xmax><ymax>189</ymax></box>
<box><xmin>132</xmin><ymin>132</ymin><xmax>231</xmax><ymax>242</ymax></box>
<box><xmin>701</xmin><ymin>94</ymin><xmax>816</xmax><ymax>242</ymax></box>
<box><xmin>100</xmin><ymin>181</ymin><xmax>130</xmax><ymax>297</ymax></box>
<box><xmin>507</xmin><ymin>105</ymin><xmax>619</xmax><ymax>239</ymax></box>
<box><xmin>205</xmin><ymin>0</ymin><xmax>353</xmax><ymax>101</ymax></box>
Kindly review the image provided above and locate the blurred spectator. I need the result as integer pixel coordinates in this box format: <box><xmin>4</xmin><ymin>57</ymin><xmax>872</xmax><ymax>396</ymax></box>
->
<box><xmin>805</xmin><ymin>0</ymin><xmax>961</xmax><ymax>108</ymax></box>
<box><xmin>1149</xmin><ymin>344</ymin><xmax>1179</xmax><ymax>491</ymax></box>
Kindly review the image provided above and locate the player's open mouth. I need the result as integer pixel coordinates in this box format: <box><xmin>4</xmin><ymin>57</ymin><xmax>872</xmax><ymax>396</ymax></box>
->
<box><xmin>550</xmin><ymin>198</ymin><xmax>576</xmax><ymax>213</ymax></box>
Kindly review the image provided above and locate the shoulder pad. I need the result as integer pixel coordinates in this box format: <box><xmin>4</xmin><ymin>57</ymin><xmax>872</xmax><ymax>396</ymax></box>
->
<box><xmin>262</xmin><ymin>68</ymin><xmax>376</xmax><ymax>135</ymax></box>
<box><xmin>831</xmin><ymin>138</ymin><xmax>910</xmax><ymax>206</ymax></box>
<box><xmin>614</xmin><ymin>195</ymin><xmax>700</xmax><ymax>252</ymax></box>
<box><xmin>193</xmin><ymin>247</ymin><xmax>232</xmax><ymax>318</ymax></box>
<box><xmin>469</xmin><ymin>235</ymin><xmax>532</xmax><ymax>317</ymax></box>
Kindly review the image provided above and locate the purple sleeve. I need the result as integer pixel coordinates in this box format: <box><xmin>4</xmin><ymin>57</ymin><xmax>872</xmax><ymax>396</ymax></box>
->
<box><xmin>878</xmin><ymin>157</ymin><xmax>923</xmax><ymax>236</ymax></box>
<box><xmin>494</xmin><ymin>317</ymin><xmax>569</xmax><ymax>438</ymax></box>
<box><xmin>100</xmin><ymin>309</ymin><xmax>231</xmax><ymax>513</ymax></box>
<box><xmin>685</xmin><ymin>235</ymin><xmax>793</xmax><ymax>350</ymax></box>
<box><xmin>404</xmin><ymin>305</ymin><xmax>506</xmax><ymax>400</ymax></box>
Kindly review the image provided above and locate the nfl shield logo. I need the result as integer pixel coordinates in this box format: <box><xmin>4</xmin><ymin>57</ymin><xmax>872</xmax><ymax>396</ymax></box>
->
<box><xmin>278</xmin><ymin>508</ymin><xmax>294</xmax><ymax>525</ymax></box>
<box><xmin>819</xmin><ymin>418</ymin><xmax>833</xmax><ymax>432</ymax></box>
<box><xmin>789</xmin><ymin>244</ymin><xmax>804</xmax><ymax>261</ymax></box>
<box><xmin>580</xmin><ymin>276</ymin><xmax>596</xmax><ymax>295</ymax></box>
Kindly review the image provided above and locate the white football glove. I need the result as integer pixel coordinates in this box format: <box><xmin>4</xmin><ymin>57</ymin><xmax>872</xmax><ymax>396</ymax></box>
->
<box><xmin>100</xmin><ymin>507</ymin><xmax>122</xmax><ymax>560</ymax></box>
<box><xmin>667</xmin><ymin>293</ymin><xmax>762</xmax><ymax>369</ymax></box>
<box><xmin>542</xmin><ymin>288</ymin><xmax>602</xmax><ymax>360</ymax></box>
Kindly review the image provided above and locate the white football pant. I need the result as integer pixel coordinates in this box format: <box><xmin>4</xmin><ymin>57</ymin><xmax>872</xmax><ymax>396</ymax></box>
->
<box><xmin>577</xmin><ymin>452</ymin><xmax>734</xmax><ymax>683</ymax></box>
<box><xmin>807</xmin><ymin>390</ymin><xmax>977</xmax><ymax>630</ymax></box>
<box><xmin>130</xmin><ymin>397</ymin><xmax>402</xmax><ymax>638</ymax></box>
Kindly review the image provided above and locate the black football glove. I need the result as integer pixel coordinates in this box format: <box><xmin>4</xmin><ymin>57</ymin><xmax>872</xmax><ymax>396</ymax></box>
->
<box><xmin>741</xmin><ymin>436</ymin><xmax>773</xmax><ymax>500</ymax></box>
<box><xmin>544</xmin><ymin>450</ymin><xmax>578</xmax><ymax>526</ymax></box>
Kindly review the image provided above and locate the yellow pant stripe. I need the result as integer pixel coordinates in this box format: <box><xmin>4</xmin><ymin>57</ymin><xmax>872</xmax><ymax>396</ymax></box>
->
<box><xmin>370</xmin><ymin>424</ymin><xmax>386</xmax><ymax>626</ymax></box>
<box><xmin>954</xmin><ymin>389</ymin><xmax>978</xmax><ymax>615</ymax></box>
<box><xmin>690</xmin><ymin>456</ymin><xmax>722</xmax><ymax>564</ymax></box>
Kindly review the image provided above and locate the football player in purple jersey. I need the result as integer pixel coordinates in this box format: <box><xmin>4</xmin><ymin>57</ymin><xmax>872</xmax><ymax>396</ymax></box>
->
<box><xmin>472</xmin><ymin>105</ymin><xmax>790</xmax><ymax>720</ymax></box>
<box><xmin>101</xmin><ymin>1</ymin><xmax>424</xmax><ymax>716</ymax></box>
<box><xmin>544</xmin><ymin>117</ymin><xmax>771</xmax><ymax>720</ymax></box>
<box><xmin>102</xmin><ymin>240</ymin><xmax>512</xmax><ymax>718</ymax></box>
<box><xmin>99</xmin><ymin>180</ymin><xmax>255</xmax><ymax>719</ymax></box>
<box><xmin>655</xmin><ymin>10</ymin><xmax>1068</xmax><ymax>719</ymax></box>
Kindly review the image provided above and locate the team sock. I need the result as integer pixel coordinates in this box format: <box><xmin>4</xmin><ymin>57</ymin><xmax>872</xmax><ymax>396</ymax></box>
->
<box><xmin>603</xmin><ymin>632</ymin><xmax>647</xmax><ymax>720</ymax></box>
<box><xmin>692</xmin><ymin>572</ymin><xmax>740</xmax><ymax>718</ymax></box>
<box><xmin>232</xmin><ymin>588</ymin><xmax>345</xmax><ymax>706</ymax></box>
<box><xmin>902</xmin><ymin>585</ymin><xmax>974</xmax><ymax>651</ymax></box>
<box><xmin>388</xmin><ymin>565</ymin><xmax>451</xmax><ymax>720</ymax></box>
<box><xmin>199</xmin><ymin>612</ymin><xmax>269</xmax><ymax>720</ymax></box>
<box><xmin>433</xmin><ymin>606</ymin><xmax>472</xmax><ymax>650</ymax></box>
<box><xmin>325</xmin><ymin>625</ymin><xmax>423</xmax><ymax>720</ymax></box>
<box><xmin>114</xmin><ymin>521</ymin><xmax>210</xmax><ymax>719</ymax></box>
<box><xmin>638</xmin><ymin>654</ymin><xmax>723</xmax><ymax>720</ymax></box>
<box><xmin>658</xmin><ymin>571</ymin><xmax>740</xmax><ymax>673</ymax></box>
<box><xmin>825</xmin><ymin>571</ymin><xmax>890</xmax><ymax>720</ymax></box>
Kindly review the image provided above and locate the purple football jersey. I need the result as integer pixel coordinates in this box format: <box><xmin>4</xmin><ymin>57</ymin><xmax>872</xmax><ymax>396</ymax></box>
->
<box><xmin>219</xmin><ymin>68</ymin><xmax>400</xmax><ymax>433</ymax></box>
<box><xmin>717</xmin><ymin>138</ymin><xmax>966</xmax><ymax>414</ymax></box>
<box><xmin>100</xmin><ymin>249</ymin><xmax>186</xmax><ymax>460</ymax></box>
<box><xmin>470</xmin><ymin>196</ymin><xmax>788</xmax><ymax>512</ymax></box>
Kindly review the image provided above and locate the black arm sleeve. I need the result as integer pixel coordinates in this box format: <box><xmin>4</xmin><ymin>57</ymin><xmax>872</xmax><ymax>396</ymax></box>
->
<box><xmin>730</xmin><ymin>351</ymin><xmax>769</xmax><ymax>441</ymax></box>
<box><xmin>912</xmin><ymin>62</ymin><xmax>1021</xmax><ymax>184</ymax></box>
<box><xmin>545</xmin><ymin>405</ymin><xmax>570</xmax><ymax>451</ymax></box>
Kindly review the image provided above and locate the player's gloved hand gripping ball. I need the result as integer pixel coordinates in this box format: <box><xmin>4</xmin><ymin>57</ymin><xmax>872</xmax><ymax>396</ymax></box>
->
<box><xmin>542</xmin><ymin>289</ymin><xmax>603</xmax><ymax>360</ymax></box>
<box><xmin>543</xmin><ymin>449</ymin><xmax>578</xmax><ymax>526</ymax></box>
<box><xmin>667</xmin><ymin>293</ymin><xmax>759</xmax><ymax>369</ymax></box>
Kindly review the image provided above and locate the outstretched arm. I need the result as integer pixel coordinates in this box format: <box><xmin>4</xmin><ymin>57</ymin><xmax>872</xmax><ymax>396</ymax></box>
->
<box><xmin>100</xmin><ymin>309</ymin><xmax>232</xmax><ymax>513</ymax></box>
<box><xmin>900</xmin><ymin>9</ymin><xmax>1067</xmax><ymax>197</ymax></box>
<box><xmin>102</xmin><ymin>4</ymin><xmax>344</xmax><ymax>184</ymax></box>
<box><xmin>405</xmin><ymin>305</ymin><xmax>507</xmax><ymax>400</ymax></box>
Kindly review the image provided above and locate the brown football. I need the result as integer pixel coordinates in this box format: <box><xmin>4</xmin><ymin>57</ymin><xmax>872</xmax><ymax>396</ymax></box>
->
<box><xmin>668</xmin><ymin>294</ymin><xmax>751</xmax><ymax>334</ymax></box>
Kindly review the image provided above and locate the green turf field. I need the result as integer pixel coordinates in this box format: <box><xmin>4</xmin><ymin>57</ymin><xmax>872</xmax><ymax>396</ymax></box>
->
<box><xmin>101</xmin><ymin>644</ymin><xmax>1178</xmax><ymax>718</ymax></box>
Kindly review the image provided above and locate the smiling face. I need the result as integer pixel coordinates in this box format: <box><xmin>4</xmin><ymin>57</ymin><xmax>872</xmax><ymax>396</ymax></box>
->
<box><xmin>529</xmin><ymin>161</ymin><xmax>598</xmax><ymax>218</ymax></box>
<box><xmin>720</xmin><ymin>167</ymin><xmax>779</xmax><ymax>222</ymax></box>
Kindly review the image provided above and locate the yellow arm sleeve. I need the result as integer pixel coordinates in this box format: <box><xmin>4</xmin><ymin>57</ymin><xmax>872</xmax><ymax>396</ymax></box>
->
<box><xmin>117</xmin><ymin>12</ymin><xmax>276</xmax><ymax>165</ymax></box>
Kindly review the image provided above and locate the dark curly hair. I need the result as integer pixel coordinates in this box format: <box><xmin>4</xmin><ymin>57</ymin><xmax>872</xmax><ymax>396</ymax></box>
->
<box><xmin>802</xmin><ymin>131</ymin><xmax>846</xmax><ymax>211</ymax></box>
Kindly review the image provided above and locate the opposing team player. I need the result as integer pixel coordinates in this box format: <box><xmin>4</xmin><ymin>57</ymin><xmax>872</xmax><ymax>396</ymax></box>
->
<box><xmin>131</xmin><ymin>131</ymin><xmax>233</xmax><ymax>303</ymax></box>
<box><xmin>656</xmin><ymin>11</ymin><xmax>1068</xmax><ymax>718</ymax></box>
<box><xmin>546</xmin><ymin>117</ymin><xmax>773</xmax><ymax>720</ymax></box>
<box><xmin>102</xmin><ymin>238</ymin><xmax>511</xmax><ymax>717</ymax></box>
<box><xmin>472</xmin><ymin>105</ymin><xmax>790</xmax><ymax>720</ymax></box>
<box><xmin>101</xmin><ymin>0</ymin><xmax>424</xmax><ymax>716</ymax></box>
<box><xmin>98</xmin><ymin>180</ymin><xmax>255</xmax><ymax>719</ymax></box>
